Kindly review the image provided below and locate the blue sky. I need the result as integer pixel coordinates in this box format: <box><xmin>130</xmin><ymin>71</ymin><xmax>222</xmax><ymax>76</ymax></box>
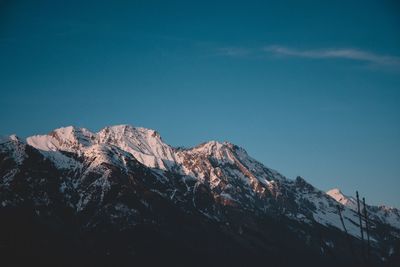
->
<box><xmin>1</xmin><ymin>0</ymin><xmax>399</xmax><ymax>206</ymax></box>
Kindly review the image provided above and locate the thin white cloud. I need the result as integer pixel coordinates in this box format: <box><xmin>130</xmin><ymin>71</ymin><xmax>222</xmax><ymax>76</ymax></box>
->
<box><xmin>263</xmin><ymin>45</ymin><xmax>400</xmax><ymax>67</ymax></box>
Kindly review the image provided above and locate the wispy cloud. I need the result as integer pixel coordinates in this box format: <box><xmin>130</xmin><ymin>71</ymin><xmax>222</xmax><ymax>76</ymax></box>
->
<box><xmin>217</xmin><ymin>44</ymin><xmax>400</xmax><ymax>70</ymax></box>
<box><xmin>263</xmin><ymin>45</ymin><xmax>400</xmax><ymax>68</ymax></box>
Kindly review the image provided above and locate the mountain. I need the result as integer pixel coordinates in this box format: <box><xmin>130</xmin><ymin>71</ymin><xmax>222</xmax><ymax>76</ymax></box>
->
<box><xmin>327</xmin><ymin>188</ymin><xmax>358</xmax><ymax>210</ymax></box>
<box><xmin>1</xmin><ymin>125</ymin><xmax>399</xmax><ymax>267</ymax></box>
<box><xmin>326</xmin><ymin>188</ymin><xmax>400</xmax><ymax>230</ymax></box>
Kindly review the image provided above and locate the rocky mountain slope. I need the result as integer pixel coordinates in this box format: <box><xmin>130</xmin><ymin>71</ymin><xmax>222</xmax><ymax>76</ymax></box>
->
<box><xmin>1</xmin><ymin>125</ymin><xmax>399</xmax><ymax>267</ymax></box>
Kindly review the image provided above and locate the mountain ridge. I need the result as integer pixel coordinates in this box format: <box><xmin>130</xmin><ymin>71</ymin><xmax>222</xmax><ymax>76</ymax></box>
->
<box><xmin>1</xmin><ymin>124</ymin><xmax>399</xmax><ymax>266</ymax></box>
<box><xmin>20</xmin><ymin>124</ymin><xmax>399</xmax><ymax>210</ymax></box>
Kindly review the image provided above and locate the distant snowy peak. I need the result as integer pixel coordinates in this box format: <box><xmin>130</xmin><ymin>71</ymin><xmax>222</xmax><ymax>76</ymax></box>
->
<box><xmin>52</xmin><ymin>126</ymin><xmax>95</xmax><ymax>147</ymax></box>
<box><xmin>326</xmin><ymin>188</ymin><xmax>400</xmax><ymax>229</ymax></box>
<box><xmin>27</xmin><ymin>126</ymin><xmax>94</xmax><ymax>153</ymax></box>
<box><xmin>26</xmin><ymin>124</ymin><xmax>177</xmax><ymax>170</ymax></box>
<box><xmin>186</xmin><ymin>141</ymin><xmax>239</xmax><ymax>163</ymax></box>
<box><xmin>326</xmin><ymin>188</ymin><xmax>357</xmax><ymax>210</ymax></box>
<box><xmin>185</xmin><ymin>140</ymin><xmax>261</xmax><ymax>169</ymax></box>
<box><xmin>96</xmin><ymin>125</ymin><xmax>176</xmax><ymax>170</ymax></box>
<box><xmin>177</xmin><ymin>140</ymin><xmax>285</xmax><ymax>188</ymax></box>
<box><xmin>96</xmin><ymin>125</ymin><xmax>166</xmax><ymax>153</ymax></box>
<box><xmin>25</xmin><ymin>125</ymin><xmax>260</xmax><ymax>173</ymax></box>
<box><xmin>25</xmin><ymin>125</ymin><xmax>288</xmax><ymax>184</ymax></box>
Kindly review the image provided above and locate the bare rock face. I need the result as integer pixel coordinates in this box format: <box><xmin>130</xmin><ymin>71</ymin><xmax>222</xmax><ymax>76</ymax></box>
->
<box><xmin>1</xmin><ymin>125</ymin><xmax>399</xmax><ymax>267</ymax></box>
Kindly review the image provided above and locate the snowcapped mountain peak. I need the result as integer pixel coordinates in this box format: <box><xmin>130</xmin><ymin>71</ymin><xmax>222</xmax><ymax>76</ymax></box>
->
<box><xmin>326</xmin><ymin>188</ymin><xmax>343</xmax><ymax>197</ymax></box>
<box><xmin>185</xmin><ymin>140</ymin><xmax>244</xmax><ymax>166</ymax></box>
<box><xmin>327</xmin><ymin>188</ymin><xmax>347</xmax><ymax>202</ymax></box>
<box><xmin>326</xmin><ymin>188</ymin><xmax>357</xmax><ymax>209</ymax></box>
<box><xmin>24</xmin><ymin>124</ymin><xmax>174</xmax><ymax>170</ymax></box>
<box><xmin>96</xmin><ymin>124</ymin><xmax>175</xmax><ymax>170</ymax></box>
<box><xmin>189</xmin><ymin>140</ymin><xmax>242</xmax><ymax>155</ymax></box>
<box><xmin>326</xmin><ymin>189</ymin><xmax>400</xmax><ymax>229</ymax></box>
<box><xmin>50</xmin><ymin>126</ymin><xmax>78</xmax><ymax>137</ymax></box>
<box><xmin>27</xmin><ymin>126</ymin><xmax>94</xmax><ymax>153</ymax></box>
<box><xmin>97</xmin><ymin>125</ymin><xmax>162</xmax><ymax>142</ymax></box>
<box><xmin>50</xmin><ymin>126</ymin><xmax>94</xmax><ymax>146</ymax></box>
<box><xmin>192</xmin><ymin>140</ymin><xmax>228</xmax><ymax>152</ymax></box>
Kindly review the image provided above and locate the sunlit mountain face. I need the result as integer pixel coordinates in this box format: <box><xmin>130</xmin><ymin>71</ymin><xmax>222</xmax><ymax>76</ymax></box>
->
<box><xmin>1</xmin><ymin>125</ymin><xmax>399</xmax><ymax>267</ymax></box>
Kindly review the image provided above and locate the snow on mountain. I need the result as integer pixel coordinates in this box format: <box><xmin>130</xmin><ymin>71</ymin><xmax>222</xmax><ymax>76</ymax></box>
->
<box><xmin>96</xmin><ymin>125</ymin><xmax>176</xmax><ymax>170</ymax></box>
<box><xmin>301</xmin><ymin>186</ymin><xmax>365</xmax><ymax>239</ymax></box>
<box><xmin>172</xmin><ymin>140</ymin><xmax>288</xmax><ymax>209</ymax></box>
<box><xmin>373</xmin><ymin>206</ymin><xmax>400</xmax><ymax>229</ymax></box>
<box><xmin>19</xmin><ymin>125</ymin><xmax>400</xmax><ymax>238</ymax></box>
<box><xmin>326</xmin><ymin>188</ymin><xmax>358</xmax><ymax>210</ymax></box>
<box><xmin>2</xmin><ymin>124</ymin><xmax>400</xmax><ymax>265</ymax></box>
<box><xmin>0</xmin><ymin>134</ymin><xmax>26</xmax><ymax>165</ymax></box>
<box><xmin>27</xmin><ymin>126</ymin><xmax>94</xmax><ymax>153</ymax></box>
<box><xmin>327</xmin><ymin>188</ymin><xmax>400</xmax><ymax>231</ymax></box>
<box><xmin>26</xmin><ymin>125</ymin><xmax>176</xmax><ymax>170</ymax></box>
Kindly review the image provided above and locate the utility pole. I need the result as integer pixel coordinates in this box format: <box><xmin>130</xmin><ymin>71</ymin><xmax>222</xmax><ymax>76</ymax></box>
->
<box><xmin>356</xmin><ymin>191</ymin><xmax>366</xmax><ymax>264</ymax></box>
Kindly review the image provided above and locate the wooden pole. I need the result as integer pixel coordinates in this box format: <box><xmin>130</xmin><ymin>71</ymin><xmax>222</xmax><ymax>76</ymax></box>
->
<box><xmin>363</xmin><ymin>197</ymin><xmax>371</xmax><ymax>264</ymax></box>
<box><xmin>356</xmin><ymin>191</ymin><xmax>366</xmax><ymax>263</ymax></box>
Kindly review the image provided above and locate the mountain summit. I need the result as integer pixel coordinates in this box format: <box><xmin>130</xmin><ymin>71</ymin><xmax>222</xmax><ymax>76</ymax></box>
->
<box><xmin>1</xmin><ymin>125</ymin><xmax>399</xmax><ymax>267</ymax></box>
<box><xmin>327</xmin><ymin>188</ymin><xmax>358</xmax><ymax>210</ymax></box>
